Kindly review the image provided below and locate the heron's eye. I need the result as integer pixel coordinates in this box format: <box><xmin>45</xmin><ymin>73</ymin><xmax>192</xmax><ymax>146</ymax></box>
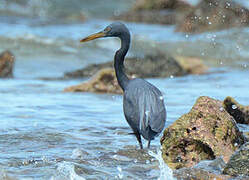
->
<box><xmin>104</xmin><ymin>27</ymin><xmax>111</xmax><ymax>32</ymax></box>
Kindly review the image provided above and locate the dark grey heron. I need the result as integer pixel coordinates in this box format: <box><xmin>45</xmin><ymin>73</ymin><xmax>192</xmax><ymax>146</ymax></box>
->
<box><xmin>80</xmin><ymin>22</ymin><xmax>166</xmax><ymax>149</ymax></box>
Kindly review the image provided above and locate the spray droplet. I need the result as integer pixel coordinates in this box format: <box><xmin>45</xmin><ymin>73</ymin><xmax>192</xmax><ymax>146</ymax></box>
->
<box><xmin>232</xmin><ymin>105</ymin><xmax>237</xmax><ymax>109</ymax></box>
<box><xmin>145</xmin><ymin>111</ymin><xmax>150</xmax><ymax>116</ymax></box>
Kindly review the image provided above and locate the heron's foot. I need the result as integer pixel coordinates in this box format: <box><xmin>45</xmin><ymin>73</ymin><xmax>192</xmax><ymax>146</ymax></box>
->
<box><xmin>147</xmin><ymin>140</ymin><xmax>151</xmax><ymax>149</ymax></box>
<box><xmin>134</xmin><ymin>132</ymin><xmax>143</xmax><ymax>149</ymax></box>
<box><xmin>139</xmin><ymin>142</ymin><xmax>143</xmax><ymax>149</ymax></box>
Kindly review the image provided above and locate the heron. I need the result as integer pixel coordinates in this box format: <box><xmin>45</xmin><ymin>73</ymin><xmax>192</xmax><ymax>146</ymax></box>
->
<box><xmin>80</xmin><ymin>22</ymin><xmax>166</xmax><ymax>149</ymax></box>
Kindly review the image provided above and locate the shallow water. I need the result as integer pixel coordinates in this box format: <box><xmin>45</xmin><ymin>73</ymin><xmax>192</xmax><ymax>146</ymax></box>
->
<box><xmin>0</xmin><ymin>1</ymin><xmax>249</xmax><ymax>179</ymax></box>
<box><xmin>0</xmin><ymin>69</ymin><xmax>248</xmax><ymax>179</ymax></box>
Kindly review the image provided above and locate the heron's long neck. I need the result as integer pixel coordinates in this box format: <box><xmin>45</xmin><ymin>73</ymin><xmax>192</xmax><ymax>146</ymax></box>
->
<box><xmin>114</xmin><ymin>33</ymin><xmax>130</xmax><ymax>91</ymax></box>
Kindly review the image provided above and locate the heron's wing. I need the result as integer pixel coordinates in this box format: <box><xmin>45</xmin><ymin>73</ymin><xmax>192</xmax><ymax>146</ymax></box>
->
<box><xmin>139</xmin><ymin>86</ymin><xmax>166</xmax><ymax>133</ymax></box>
<box><xmin>124</xmin><ymin>79</ymin><xmax>166</xmax><ymax>133</ymax></box>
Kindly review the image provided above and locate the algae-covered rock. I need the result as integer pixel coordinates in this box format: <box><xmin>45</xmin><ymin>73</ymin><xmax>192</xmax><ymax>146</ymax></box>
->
<box><xmin>223</xmin><ymin>142</ymin><xmax>249</xmax><ymax>177</ymax></box>
<box><xmin>160</xmin><ymin>96</ymin><xmax>246</xmax><ymax>169</ymax></box>
<box><xmin>64</xmin><ymin>68</ymin><xmax>122</xmax><ymax>94</ymax></box>
<box><xmin>176</xmin><ymin>0</ymin><xmax>249</xmax><ymax>33</ymax></box>
<box><xmin>223</xmin><ymin>96</ymin><xmax>249</xmax><ymax>125</ymax></box>
<box><xmin>0</xmin><ymin>51</ymin><xmax>15</xmax><ymax>78</ymax></box>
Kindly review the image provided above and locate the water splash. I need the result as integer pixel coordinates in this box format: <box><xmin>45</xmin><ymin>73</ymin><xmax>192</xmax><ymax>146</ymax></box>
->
<box><xmin>148</xmin><ymin>149</ymin><xmax>176</xmax><ymax>180</ymax></box>
<box><xmin>50</xmin><ymin>161</ymin><xmax>85</xmax><ymax>180</ymax></box>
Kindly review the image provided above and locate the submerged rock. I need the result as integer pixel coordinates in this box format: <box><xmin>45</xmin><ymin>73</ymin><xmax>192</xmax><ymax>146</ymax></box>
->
<box><xmin>176</xmin><ymin>0</ymin><xmax>249</xmax><ymax>33</ymax></box>
<box><xmin>223</xmin><ymin>96</ymin><xmax>249</xmax><ymax>125</ymax></box>
<box><xmin>223</xmin><ymin>142</ymin><xmax>249</xmax><ymax>177</ymax></box>
<box><xmin>174</xmin><ymin>167</ymin><xmax>231</xmax><ymax>180</ymax></box>
<box><xmin>64</xmin><ymin>68</ymin><xmax>122</xmax><ymax>94</ymax></box>
<box><xmin>160</xmin><ymin>96</ymin><xmax>246</xmax><ymax>169</ymax></box>
<box><xmin>0</xmin><ymin>51</ymin><xmax>15</xmax><ymax>78</ymax></box>
<box><xmin>64</xmin><ymin>54</ymin><xmax>208</xmax><ymax>79</ymax></box>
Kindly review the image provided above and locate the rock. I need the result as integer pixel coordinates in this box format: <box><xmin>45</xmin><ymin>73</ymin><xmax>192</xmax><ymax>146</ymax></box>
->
<box><xmin>64</xmin><ymin>68</ymin><xmax>122</xmax><ymax>94</ymax></box>
<box><xmin>160</xmin><ymin>96</ymin><xmax>246</xmax><ymax>169</ymax></box>
<box><xmin>65</xmin><ymin>54</ymin><xmax>186</xmax><ymax>79</ymax></box>
<box><xmin>223</xmin><ymin>142</ymin><xmax>249</xmax><ymax>177</ymax></box>
<box><xmin>176</xmin><ymin>0</ymin><xmax>249</xmax><ymax>33</ymax></box>
<box><xmin>223</xmin><ymin>96</ymin><xmax>249</xmax><ymax>125</ymax></box>
<box><xmin>113</xmin><ymin>0</ymin><xmax>192</xmax><ymax>25</ymax></box>
<box><xmin>174</xmin><ymin>56</ymin><xmax>208</xmax><ymax>74</ymax></box>
<box><xmin>64</xmin><ymin>53</ymin><xmax>208</xmax><ymax>79</ymax></box>
<box><xmin>0</xmin><ymin>51</ymin><xmax>15</xmax><ymax>78</ymax></box>
<box><xmin>113</xmin><ymin>10</ymin><xmax>176</xmax><ymax>25</ymax></box>
<box><xmin>174</xmin><ymin>167</ymin><xmax>232</xmax><ymax>180</ymax></box>
<box><xmin>244</xmin><ymin>132</ymin><xmax>249</xmax><ymax>140</ymax></box>
<box><xmin>133</xmin><ymin>0</ymin><xmax>192</xmax><ymax>11</ymax></box>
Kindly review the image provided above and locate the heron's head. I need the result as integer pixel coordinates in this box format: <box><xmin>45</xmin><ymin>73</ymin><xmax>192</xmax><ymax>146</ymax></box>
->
<box><xmin>80</xmin><ymin>22</ymin><xmax>129</xmax><ymax>43</ymax></box>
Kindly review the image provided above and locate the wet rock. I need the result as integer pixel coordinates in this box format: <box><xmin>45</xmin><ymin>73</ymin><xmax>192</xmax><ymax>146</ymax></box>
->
<box><xmin>0</xmin><ymin>51</ymin><xmax>15</xmax><ymax>78</ymax></box>
<box><xmin>244</xmin><ymin>132</ymin><xmax>249</xmax><ymax>140</ymax></box>
<box><xmin>174</xmin><ymin>167</ymin><xmax>231</xmax><ymax>180</ymax></box>
<box><xmin>113</xmin><ymin>0</ymin><xmax>192</xmax><ymax>25</ymax></box>
<box><xmin>223</xmin><ymin>96</ymin><xmax>249</xmax><ymax>125</ymax></box>
<box><xmin>174</xmin><ymin>56</ymin><xmax>208</xmax><ymax>75</ymax></box>
<box><xmin>223</xmin><ymin>142</ymin><xmax>249</xmax><ymax>177</ymax></box>
<box><xmin>160</xmin><ymin>96</ymin><xmax>246</xmax><ymax>169</ymax></box>
<box><xmin>64</xmin><ymin>68</ymin><xmax>122</xmax><ymax>94</ymax></box>
<box><xmin>176</xmin><ymin>0</ymin><xmax>249</xmax><ymax>33</ymax></box>
<box><xmin>64</xmin><ymin>53</ymin><xmax>208</xmax><ymax>79</ymax></box>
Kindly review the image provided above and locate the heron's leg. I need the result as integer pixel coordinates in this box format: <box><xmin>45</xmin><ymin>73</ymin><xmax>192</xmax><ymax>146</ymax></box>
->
<box><xmin>134</xmin><ymin>132</ymin><xmax>143</xmax><ymax>149</ymax></box>
<box><xmin>147</xmin><ymin>140</ymin><xmax>151</xmax><ymax>149</ymax></box>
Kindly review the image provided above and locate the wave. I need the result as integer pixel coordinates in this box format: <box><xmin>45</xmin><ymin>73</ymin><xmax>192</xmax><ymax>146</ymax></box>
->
<box><xmin>0</xmin><ymin>0</ymin><xmax>134</xmax><ymax>23</ymax></box>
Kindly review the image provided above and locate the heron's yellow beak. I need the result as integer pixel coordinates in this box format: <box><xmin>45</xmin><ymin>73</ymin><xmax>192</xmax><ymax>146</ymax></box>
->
<box><xmin>80</xmin><ymin>31</ymin><xmax>106</xmax><ymax>43</ymax></box>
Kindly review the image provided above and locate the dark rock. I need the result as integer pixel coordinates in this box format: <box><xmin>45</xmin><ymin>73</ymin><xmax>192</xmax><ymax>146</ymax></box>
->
<box><xmin>113</xmin><ymin>10</ymin><xmax>176</xmax><ymax>25</ymax></box>
<box><xmin>223</xmin><ymin>142</ymin><xmax>249</xmax><ymax>177</ymax></box>
<box><xmin>64</xmin><ymin>68</ymin><xmax>122</xmax><ymax>94</ymax></box>
<box><xmin>0</xmin><ymin>51</ymin><xmax>15</xmax><ymax>78</ymax></box>
<box><xmin>160</xmin><ymin>96</ymin><xmax>246</xmax><ymax>169</ymax></box>
<box><xmin>133</xmin><ymin>0</ymin><xmax>192</xmax><ymax>10</ymax></box>
<box><xmin>113</xmin><ymin>0</ymin><xmax>192</xmax><ymax>25</ymax></box>
<box><xmin>64</xmin><ymin>53</ymin><xmax>208</xmax><ymax>79</ymax></box>
<box><xmin>64</xmin><ymin>53</ymin><xmax>186</xmax><ymax>79</ymax></box>
<box><xmin>223</xmin><ymin>96</ymin><xmax>249</xmax><ymax>125</ymax></box>
<box><xmin>176</xmin><ymin>0</ymin><xmax>249</xmax><ymax>33</ymax></box>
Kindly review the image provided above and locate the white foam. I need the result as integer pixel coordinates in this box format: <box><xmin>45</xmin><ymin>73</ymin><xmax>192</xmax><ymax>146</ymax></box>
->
<box><xmin>148</xmin><ymin>149</ymin><xmax>176</xmax><ymax>180</ymax></box>
<box><xmin>50</xmin><ymin>161</ymin><xmax>85</xmax><ymax>180</ymax></box>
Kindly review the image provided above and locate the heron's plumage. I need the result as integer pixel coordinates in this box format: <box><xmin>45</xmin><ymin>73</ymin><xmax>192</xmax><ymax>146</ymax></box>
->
<box><xmin>80</xmin><ymin>22</ymin><xmax>166</xmax><ymax>149</ymax></box>
<box><xmin>123</xmin><ymin>78</ymin><xmax>166</xmax><ymax>140</ymax></box>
